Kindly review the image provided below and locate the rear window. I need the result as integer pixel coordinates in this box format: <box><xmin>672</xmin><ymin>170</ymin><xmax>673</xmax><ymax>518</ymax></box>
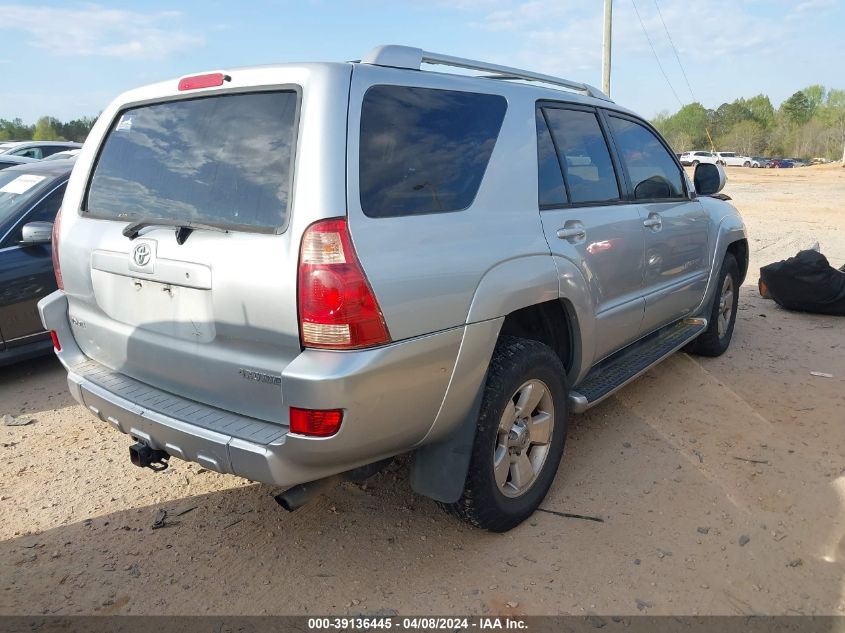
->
<box><xmin>86</xmin><ymin>90</ymin><xmax>299</xmax><ymax>232</ymax></box>
<box><xmin>359</xmin><ymin>85</ymin><xmax>507</xmax><ymax>218</ymax></box>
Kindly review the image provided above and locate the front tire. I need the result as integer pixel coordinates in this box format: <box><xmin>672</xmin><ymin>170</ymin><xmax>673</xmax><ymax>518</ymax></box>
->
<box><xmin>440</xmin><ymin>336</ymin><xmax>568</xmax><ymax>532</ymax></box>
<box><xmin>687</xmin><ymin>253</ymin><xmax>740</xmax><ymax>357</ymax></box>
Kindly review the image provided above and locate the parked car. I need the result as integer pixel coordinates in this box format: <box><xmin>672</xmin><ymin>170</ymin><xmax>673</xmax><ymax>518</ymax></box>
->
<box><xmin>42</xmin><ymin>149</ymin><xmax>81</xmax><ymax>161</ymax></box>
<box><xmin>679</xmin><ymin>150</ymin><xmax>719</xmax><ymax>166</ymax></box>
<box><xmin>750</xmin><ymin>157</ymin><xmax>769</xmax><ymax>168</ymax></box>
<box><xmin>715</xmin><ymin>151</ymin><xmax>754</xmax><ymax>167</ymax></box>
<box><xmin>768</xmin><ymin>158</ymin><xmax>794</xmax><ymax>168</ymax></box>
<box><xmin>0</xmin><ymin>160</ymin><xmax>74</xmax><ymax>365</ymax></box>
<box><xmin>39</xmin><ymin>45</ymin><xmax>747</xmax><ymax>531</ymax></box>
<box><xmin>787</xmin><ymin>158</ymin><xmax>807</xmax><ymax>168</ymax></box>
<box><xmin>0</xmin><ymin>141</ymin><xmax>82</xmax><ymax>160</ymax></box>
<box><xmin>0</xmin><ymin>155</ymin><xmax>40</xmax><ymax>170</ymax></box>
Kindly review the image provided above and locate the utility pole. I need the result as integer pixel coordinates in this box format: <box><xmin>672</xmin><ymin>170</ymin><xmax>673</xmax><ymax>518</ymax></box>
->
<box><xmin>602</xmin><ymin>0</ymin><xmax>612</xmax><ymax>96</ymax></box>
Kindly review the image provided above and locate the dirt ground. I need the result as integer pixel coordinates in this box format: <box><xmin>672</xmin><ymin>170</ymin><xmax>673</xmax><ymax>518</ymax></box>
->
<box><xmin>1</xmin><ymin>166</ymin><xmax>843</xmax><ymax>616</ymax></box>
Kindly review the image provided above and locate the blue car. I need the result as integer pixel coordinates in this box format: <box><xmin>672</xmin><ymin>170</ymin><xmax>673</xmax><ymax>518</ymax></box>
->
<box><xmin>0</xmin><ymin>159</ymin><xmax>74</xmax><ymax>365</ymax></box>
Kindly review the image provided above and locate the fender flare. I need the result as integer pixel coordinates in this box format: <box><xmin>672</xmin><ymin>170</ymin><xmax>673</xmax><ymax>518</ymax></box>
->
<box><xmin>694</xmin><ymin>213</ymin><xmax>747</xmax><ymax>316</ymax></box>
<box><xmin>411</xmin><ymin>255</ymin><xmax>594</xmax><ymax>503</ymax></box>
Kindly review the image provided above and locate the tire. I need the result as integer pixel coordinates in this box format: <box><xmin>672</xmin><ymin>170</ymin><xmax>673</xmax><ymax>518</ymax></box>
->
<box><xmin>439</xmin><ymin>336</ymin><xmax>568</xmax><ymax>532</ymax></box>
<box><xmin>743</xmin><ymin>161</ymin><xmax>751</xmax><ymax>168</ymax></box>
<box><xmin>692</xmin><ymin>160</ymin><xmax>700</xmax><ymax>167</ymax></box>
<box><xmin>686</xmin><ymin>253</ymin><xmax>740</xmax><ymax>357</ymax></box>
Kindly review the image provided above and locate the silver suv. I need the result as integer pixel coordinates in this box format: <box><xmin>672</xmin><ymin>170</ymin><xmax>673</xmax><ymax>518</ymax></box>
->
<box><xmin>39</xmin><ymin>46</ymin><xmax>747</xmax><ymax>532</ymax></box>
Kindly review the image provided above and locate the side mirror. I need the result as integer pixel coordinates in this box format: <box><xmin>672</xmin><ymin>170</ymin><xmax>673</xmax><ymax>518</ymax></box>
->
<box><xmin>20</xmin><ymin>221</ymin><xmax>53</xmax><ymax>245</ymax></box>
<box><xmin>693</xmin><ymin>163</ymin><xmax>727</xmax><ymax>196</ymax></box>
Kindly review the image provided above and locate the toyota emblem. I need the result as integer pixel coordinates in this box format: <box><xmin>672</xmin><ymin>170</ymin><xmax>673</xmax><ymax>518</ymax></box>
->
<box><xmin>132</xmin><ymin>243</ymin><xmax>151</xmax><ymax>267</ymax></box>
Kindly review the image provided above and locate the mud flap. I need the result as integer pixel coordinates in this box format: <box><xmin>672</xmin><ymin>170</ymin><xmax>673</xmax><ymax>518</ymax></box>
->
<box><xmin>410</xmin><ymin>384</ymin><xmax>484</xmax><ymax>504</ymax></box>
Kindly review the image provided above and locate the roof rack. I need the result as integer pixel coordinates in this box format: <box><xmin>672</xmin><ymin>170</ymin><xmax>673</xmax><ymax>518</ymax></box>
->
<box><xmin>360</xmin><ymin>45</ymin><xmax>612</xmax><ymax>102</ymax></box>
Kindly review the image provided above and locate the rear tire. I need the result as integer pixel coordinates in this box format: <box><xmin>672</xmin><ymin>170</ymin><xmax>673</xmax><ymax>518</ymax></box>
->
<box><xmin>439</xmin><ymin>336</ymin><xmax>568</xmax><ymax>532</ymax></box>
<box><xmin>687</xmin><ymin>253</ymin><xmax>739</xmax><ymax>357</ymax></box>
<box><xmin>692</xmin><ymin>160</ymin><xmax>700</xmax><ymax>167</ymax></box>
<box><xmin>743</xmin><ymin>161</ymin><xmax>751</xmax><ymax>168</ymax></box>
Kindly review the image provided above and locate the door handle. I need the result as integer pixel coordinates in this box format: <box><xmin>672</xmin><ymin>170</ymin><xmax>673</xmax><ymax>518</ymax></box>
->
<box><xmin>643</xmin><ymin>216</ymin><xmax>662</xmax><ymax>229</ymax></box>
<box><xmin>556</xmin><ymin>227</ymin><xmax>586</xmax><ymax>240</ymax></box>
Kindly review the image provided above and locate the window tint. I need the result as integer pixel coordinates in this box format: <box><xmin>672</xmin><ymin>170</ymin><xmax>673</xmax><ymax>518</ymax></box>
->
<box><xmin>40</xmin><ymin>146</ymin><xmax>68</xmax><ymax>157</ymax></box>
<box><xmin>87</xmin><ymin>91</ymin><xmax>299</xmax><ymax>232</ymax></box>
<box><xmin>607</xmin><ymin>116</ymin><xmax>685</xmax><ymax>200</ymax></box>
<box><xmin>536</xmin><ymin>110</ymin><xmax>567</xmax><ymax>207</ymax></box>
<box><xmin>359</xmin><ymin>86</ymin><xmax>507</xmax><ymax>217</ymax></box>
<box><xmin>542</xmin><ymin>108</ymin><xmax>619</xmax><ymax>204</ymax></box>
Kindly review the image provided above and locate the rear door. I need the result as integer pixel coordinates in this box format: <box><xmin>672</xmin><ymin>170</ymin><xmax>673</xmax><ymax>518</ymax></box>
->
<box><xmin>604</xmin><ymin>113</ymin><xmax>710</xmax><ymax>333</ymax></box>
<box><xmin>58</xmin><ymin>72</ymin><xmax>351</xmax><ymax>424</ymax></box>
<box><xmin>536</xmin><ymin>103</ymin><xmax>645</xmax><ymax>363</ymax></box>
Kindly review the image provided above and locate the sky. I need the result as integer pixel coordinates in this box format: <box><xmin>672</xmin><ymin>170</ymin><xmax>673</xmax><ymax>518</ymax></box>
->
<box><xmin>0</xmin><ymin>0</ymin><xmax>843</xmax><ymax>123</ymax></box>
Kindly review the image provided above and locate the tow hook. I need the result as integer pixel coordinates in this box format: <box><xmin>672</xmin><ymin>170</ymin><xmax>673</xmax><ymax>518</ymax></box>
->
<box><xmin>129</xmin><ymin>442</ymin><xmax>170</xmax><ymax>472</ymax></box>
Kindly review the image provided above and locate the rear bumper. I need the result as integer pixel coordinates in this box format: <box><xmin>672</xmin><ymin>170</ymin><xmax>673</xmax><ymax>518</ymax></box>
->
<box><xmin>38</xmin><ymin>290</ymin><xmax>469</xmax><ymax>488</ymax></box>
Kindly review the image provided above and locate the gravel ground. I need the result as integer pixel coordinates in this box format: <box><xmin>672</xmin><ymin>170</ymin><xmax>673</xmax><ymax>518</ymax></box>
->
<box><xmin>1</xmin><ymin>165</ymin><xmax>843</xmax><ymax>616</ymax></box>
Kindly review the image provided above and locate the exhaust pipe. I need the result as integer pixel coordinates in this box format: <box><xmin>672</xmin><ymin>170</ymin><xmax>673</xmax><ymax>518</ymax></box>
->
<box><xmin>274</xmin><ymin>476</ymin><xmax>339</xmax><ymax>512</ymax></box>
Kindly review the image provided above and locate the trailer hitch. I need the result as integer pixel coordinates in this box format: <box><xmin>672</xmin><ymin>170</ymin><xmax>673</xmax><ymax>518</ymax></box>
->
<box><xmin>129</xmin><ymin>442</ymin><xmax>170</xmax><ymax>472</ymax></box>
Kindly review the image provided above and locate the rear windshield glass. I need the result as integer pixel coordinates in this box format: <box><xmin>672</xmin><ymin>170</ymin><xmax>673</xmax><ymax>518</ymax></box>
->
<box><xmin>86</xmin><ymin>91</ymin><xmax>299</xmax><ymax>232</ymax></box>
<box><xmin>359</xmin><ymin>85</ymin><xmax>507</xmax><ymax>218</ymax></box>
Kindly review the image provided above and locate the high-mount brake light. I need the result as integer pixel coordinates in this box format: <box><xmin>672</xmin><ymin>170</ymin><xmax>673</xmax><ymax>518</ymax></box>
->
<box><xmin>178</xmin><ymin>73</ymin><xmax>229</xmax><ymax>91</ymax></box>
<box><xmin>298</xmin><ymin>219</ymin><xmax>390</xmax><ymax>349</ymax></box>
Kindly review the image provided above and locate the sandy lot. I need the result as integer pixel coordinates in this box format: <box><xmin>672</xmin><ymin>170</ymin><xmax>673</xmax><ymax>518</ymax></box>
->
<box><xmin>1</xmin><ymin>166</ymin><xmax>843</xmax><ymax>616</ymax></box>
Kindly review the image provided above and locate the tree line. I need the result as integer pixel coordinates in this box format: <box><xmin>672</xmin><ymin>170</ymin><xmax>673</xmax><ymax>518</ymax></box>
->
<box><xmin>652</xmin><ymin>85</ymin><xmax>845</xmax><ymax>160</ymax></box>
<box><xmin>0</xmin><ymin>116</ymin><xmax>97</xmax><ymax>143</ymax></box>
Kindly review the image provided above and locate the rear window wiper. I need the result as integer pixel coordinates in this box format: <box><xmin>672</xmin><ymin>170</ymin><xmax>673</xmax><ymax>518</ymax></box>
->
<box><xmin>122</xmin><ymin>218</ymin><xmax>229</xmax><ymax>244</ymax></box>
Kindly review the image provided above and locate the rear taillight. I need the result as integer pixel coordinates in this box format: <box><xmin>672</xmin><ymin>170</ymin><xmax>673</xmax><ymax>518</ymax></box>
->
<box><xmin>51</xmin><ymin>206</ymin><xmax>63</xmax><ymax>290</ymax></box>
<box><xmin>289</xmin><ymin>407</ymin><xmax>343</xmax><ymax>437</ymax></box>
<box><xmin>298</xmin><ymin>219</ymin><xmax>390</xmax><ymax>349</ymax></box>
<box><xmin>50</xmin><ymin>331</ymin><xmax>61</xmax><ymax>351</ymax></box>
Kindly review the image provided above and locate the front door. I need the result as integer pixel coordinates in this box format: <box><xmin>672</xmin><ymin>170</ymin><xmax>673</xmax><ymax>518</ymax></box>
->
<box><xmin>536</xmin><ymin>104</ymin><xmax>645</xmax><ymax>363</ymax></box>
<box><xmin>0</xmin><ymin>183</ymin><xmax>64</xmax><ymax>347</ymax></box>
<box><xmin>603</xmin><ymin>114</ymin><xmax>710</xmax><ymax>333</ymax></box>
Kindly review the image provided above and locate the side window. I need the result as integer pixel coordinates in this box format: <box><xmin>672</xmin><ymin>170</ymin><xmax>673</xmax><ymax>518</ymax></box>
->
<box><xmin>6</xmin><ymin>182</ymin><xmax>66</xmax><ymax>244</ymax></box>
<box><xmin>359</xmin><ymin>85</ymin><xmax>507</xmax><ymax>218</ymax></box>
<box><xmin>608</xmin><ymin>116</ymin><xmax>685</xmax><ymax>200</ymax></box>
<box><xmin>40</xmin><ymin>147</ymin><xmax>65</xmax><ymax>158</ymax></box>
<box><xmin>542</xmin><ymin>107</ymin><xmax>620</xmax><ymax>204</ymax></box>
<box><xmin>13</xmin><ymin>148</ymin><xmax>43</xmax><ymax>159</ymax></box>
<box><xmin>535</xmin><ymin>109</ymin><xmax>567</xmax><ymax>207</ymax></box>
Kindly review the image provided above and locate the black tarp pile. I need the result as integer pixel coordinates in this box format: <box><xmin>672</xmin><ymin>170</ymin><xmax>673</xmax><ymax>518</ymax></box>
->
<box><xmin>759</xmin><ymin>249</ymin><xmax>845</xmax><ymax>316</ymax></box>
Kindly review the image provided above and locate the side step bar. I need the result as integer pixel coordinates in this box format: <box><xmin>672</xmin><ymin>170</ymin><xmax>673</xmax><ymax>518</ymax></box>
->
<box><xmin>569</xmin><ymin>318</ymin><xmax>707</xmax><ymax>413</ymax></box>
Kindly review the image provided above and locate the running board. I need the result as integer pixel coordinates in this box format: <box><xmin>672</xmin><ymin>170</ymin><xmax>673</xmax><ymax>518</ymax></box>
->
<box><xmin>568</xmin><ymin>318</ymin><xmax>707</xmax><ymax>413</ymax></box>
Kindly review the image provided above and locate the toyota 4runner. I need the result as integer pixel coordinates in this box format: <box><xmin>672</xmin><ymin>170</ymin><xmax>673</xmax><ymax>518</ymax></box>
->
<box><xmin>39</xmin><ymin>46</ymin><xmax>748</xmax><ymax>532</ymax></box>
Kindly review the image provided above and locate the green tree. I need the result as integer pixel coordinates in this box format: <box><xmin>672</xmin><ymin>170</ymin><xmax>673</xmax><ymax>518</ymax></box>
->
<box><xmin>32</xmin><ymin>116</ymin><xmax>63</xmax><ymax>141</ymax></box>
<box><xmin>719</xmin><ymin>120</ymin><xmax>765</xmax><ymax>156</ymax></box>
<box><xmin>780</xmin><ymin>91</ymin><xmax>812</xmax><ymax>127</ymax></box>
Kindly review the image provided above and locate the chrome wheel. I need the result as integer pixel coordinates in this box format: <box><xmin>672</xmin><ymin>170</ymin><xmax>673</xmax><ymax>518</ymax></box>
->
<box><xmin>493</xmin><ymin>379</ymin><xmax>555</xmax><ymax>498</ymax></box>
<box><xmin>717</xmin><ymin>274</ymin><xmax>734</xmax><ymax>337</ymax></box>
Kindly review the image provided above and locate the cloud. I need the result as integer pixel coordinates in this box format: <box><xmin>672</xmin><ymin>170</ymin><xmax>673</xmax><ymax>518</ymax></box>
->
<box><xmin>463</xmin><ymin>1</ymin><xmax>787</xmax><ymax>87</ymax></box>
<box><xmin>0</xmin><ymin>4</ymin><xmax>204</xmax><ymax>60</ymax></box>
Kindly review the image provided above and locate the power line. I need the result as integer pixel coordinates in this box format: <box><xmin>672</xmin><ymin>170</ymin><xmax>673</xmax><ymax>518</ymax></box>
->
<box><xmin>630</xmin><ymin>0</ymin><xmax>684</xmax><ymax>108</ymax></box>
<box><xmin>653</xmin><ymin>0</ymin><xmax>697</xmax><ymax>103</ymax></box>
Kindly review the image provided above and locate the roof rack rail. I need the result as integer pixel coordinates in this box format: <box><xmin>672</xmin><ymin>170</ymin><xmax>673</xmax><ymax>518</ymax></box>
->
<box><xmin>360</xmin><ymin>45</ymin><xmax>612</xmax><ymax>102</ymax></box>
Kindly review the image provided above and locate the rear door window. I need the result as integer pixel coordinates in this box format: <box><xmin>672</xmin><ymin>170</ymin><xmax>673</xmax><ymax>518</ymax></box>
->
<box><xmin>607</xmin><ymin>116</ymin><xmax>686</xmax><ymax>200</ymax></box>
<box><xmin>359</xmin><ymin>85</ymin><xmax>507</xmax><ymax>218</ymax></box>
<box><xmin>86</xmin><ymin>90</ymin><xmax>299</xmax><ymax>233</ymax></box>
<box><xmin>536</xmin><ymin>110</ymin><xmax>568</xmax><ymax>207</ymax></box>
<box><xmin>541</xmin><ymin>107</ymin><xmax>620</xmax><ymax>204</ymax></box>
